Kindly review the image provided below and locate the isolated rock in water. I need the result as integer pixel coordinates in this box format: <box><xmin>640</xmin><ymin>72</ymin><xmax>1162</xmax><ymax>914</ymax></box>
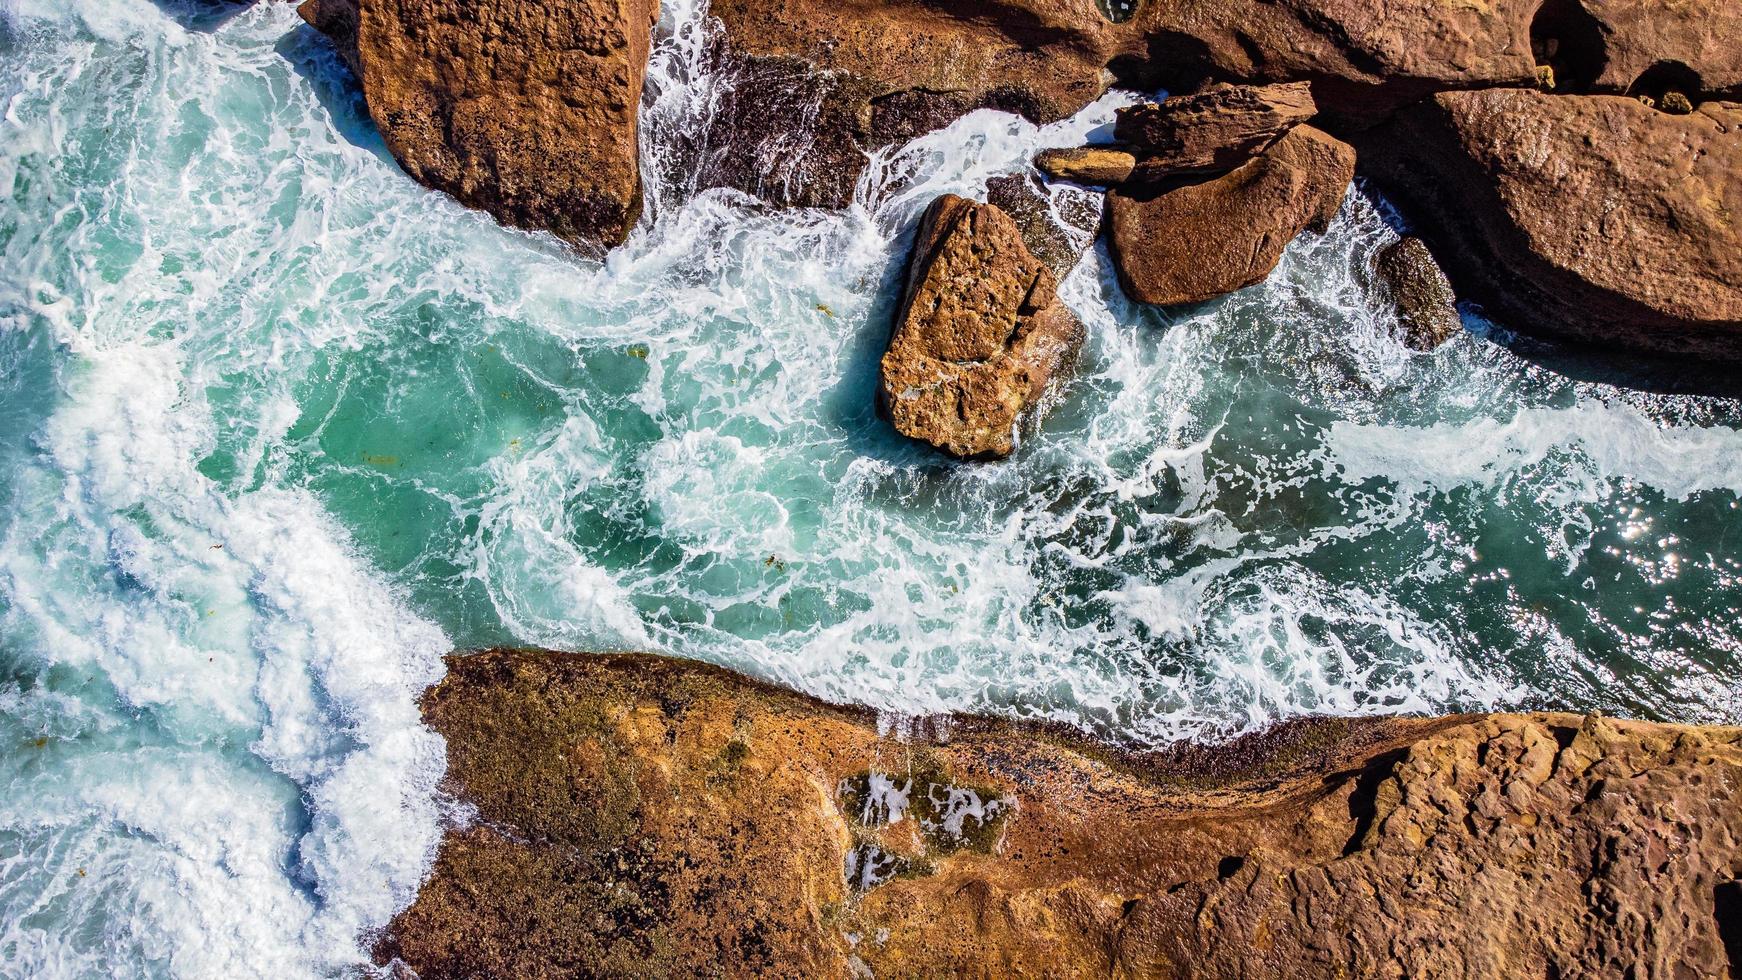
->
<box><xmin>379</xmin><ymin>649</ymin><xmax>1742</xmax><ymax>979</ymax></box>
<box><xmin>1375</xmin><ymin>237</ymin><xmax>1461</xmax><ymax>350</ymax></box>
<box><xmin>1115</xmin><ymin>82</ymin><xmax>1317</xmax><ymax>178</ymax></box>
<box><xmin>878</xmin><ymin>195</ymin><xmax>1083</xmax><ymax>459</ymax></box>
<box><xmin>1107</xmin><ymin>126</ymin><xmax>1355</xmax><ymax>307</ymax></box>
<box><xmin>298</xmin><ymin>0</ymin><xmax>656</xmax><ymax>250</ymax></box>
<box><xmin>1034</xmin><ymin>147</ymin><xmax>1137</xmax><ymax>186</ymax></box>
<box><xmin>1359</xmin><ymin>90</ymin><xmax>1742</xmax><ymax>357</ymax></box>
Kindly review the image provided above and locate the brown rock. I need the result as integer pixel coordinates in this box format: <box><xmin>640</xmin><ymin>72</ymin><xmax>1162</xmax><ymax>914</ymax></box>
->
<box><xmin>878</xmin><ymin>195</ymin><xmax>1084</xmax><ymax>459</ymax></box>
<box><xmin>1571</xmin><ymin>0</ymin><xmax>1742</xmax><ymax>97</ymax></box>
<box><xmin>1375</xmin><ymin>236</ymin><xmax>1462</xmax><ymax>351</ymax></box>
<box><xmin>1106</xmin><ymin>125</ymin><xmax>1355</xmax><ymax>307</ymax></box>
<box><xmin>298</xmin><ymin>0</ymin><xmax>657</xmax><ymax>250</ymax></box>
<box><xmin>1033</xmin><ymin>146</ymin><xmax>1137</xmax><ymax>186</ymax></box>
<box><xmin>1359</xmin><ymin>90</ymin><xmax>1742</xmax><ymax>357</ymax></box>
<box><xmin>1114</xmin><ymin>82</ymin><xmax>1317</xmax><ymax>178</ymax></box>
<box><xmin>381</xmin><ymin>649</ymin><xmax>1742</xmax><ymax>979</ymax></box>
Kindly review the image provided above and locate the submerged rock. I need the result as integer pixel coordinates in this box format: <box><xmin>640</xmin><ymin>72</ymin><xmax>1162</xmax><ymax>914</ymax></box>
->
<box><xmin>1375</xmin><ymin>236</ymin><xmax>1462</xmax><ymax>350</ymax></box>
<box><xmin>1359</xmin><ymin>90</ymin><xmax>1742</xmax><ymax>357</ymax></box>
<box><xmin>381</xmin><ymin>649</ymin><xmax>1742</xmax><ymax>978</ymax></box>
<box><xmin>877</xmin><ymin>195</ymin><xmax>1084</xmax><ymax>459</ymax></box>
<box><xmin>1114</xmin><ymin>82</ymin><xmax>1317</xmax><ymax>179</ymax></box>
<box><xmin>1106</xmin><ymin>125</ymin><xmax>1355</xmax><ymax>307</ymax></box>
<box><xmin>299</xmin><ymin>0</ymin><xmax>657</xmax><ymax>250</ymax></box>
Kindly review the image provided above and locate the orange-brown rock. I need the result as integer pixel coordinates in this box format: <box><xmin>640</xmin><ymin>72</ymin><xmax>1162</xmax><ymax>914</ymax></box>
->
<box><xmin>1034</xmin><ymin>147</ymin><xmax>1137</xmax><ymax>186</ymax></box>
<box><xmin>380</xmin><ymin>649</ymin><xmax>1742</xmax><ymax>979</ymax></box>
<box><xmin>877</xmin><ymin>195</ymin><xmax>1083</xmax><ymax>459</ymax></box>
<box><xmin>1114</xmin><ymin>82</ymin><xmax>1316</xmax><ymax>178</ymax></box>
<box><xmin>1359</xmin><ymin>90</ymin><xmax>1742</xmax><ymax>357</ymax></box>
<box><xmin>1536</xmin><ymin>0</ymin><xmax>1742</xmax><ymax>98</ymax></box>
<box><xmin>298</xmin><ymin>0</ymin><xmax>657</xmax><ymax>250</ymax></box>
<box><xmin>1107</xmin><ymin>126</ymin><xmax>1355</xmax><ymax>307</ymax></box>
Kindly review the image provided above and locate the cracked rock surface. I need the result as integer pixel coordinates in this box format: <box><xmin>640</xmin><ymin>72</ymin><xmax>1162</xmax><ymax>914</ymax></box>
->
<box><xmin>380</xmin><ymin>649</ymin><xmax>1742</xmax><ymax>979</ymax></box>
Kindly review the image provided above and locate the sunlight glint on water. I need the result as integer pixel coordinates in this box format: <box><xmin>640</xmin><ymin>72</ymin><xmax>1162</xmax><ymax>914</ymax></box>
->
<box><xmin>1</xmin><ymin>0</ymin><xmax>1740</xmax><ymax>975</ymax></box>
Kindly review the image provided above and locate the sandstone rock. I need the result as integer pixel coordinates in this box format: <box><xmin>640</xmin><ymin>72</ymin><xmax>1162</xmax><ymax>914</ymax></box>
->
<box><xmin>298</xmin><ymin>0</ymin><xmax>656</xmax><ymax>250</ymax></box>
<box><xmin>380</xmin><ymin>649</ymin><xmax>1742</xmax><ymax>979</ymax></box>
<box><xmin>878</xmin><ymin>195</ymin><xmax>1083</xmax><ymax>459</ymax></box>
<box><xmin>1033</xmin><ymin>147</ymin><xmax>1137</xmax><ymax>186</ymax></box>
<box><xmin>1359</xmin><ymin>90</ymin><xmax>1742</xmax><ymax>357</ymax></box>
<box><xmin>1375</xmin><ymin>236</ymin><xmax>1462</xmax><ymax>351</ymax></box>
<box><xmin>984</xmin><ymin>172</ymin><xmax>1102</xmax><ymax>282</ymax></box>
<box><xmin>1106</xmin><ymin>126</ymin><xmax>1355</xmax><ymax>307</ymax></box>
<box><xmin>1115</xmin><ymin>82</ymin><xmax>1317</xmax><ymax>178</ymax></box>
<box><xmin>1571</xmin><ymin>0</ymin><xmax>1742</xmax><ymax>98</ymax></box>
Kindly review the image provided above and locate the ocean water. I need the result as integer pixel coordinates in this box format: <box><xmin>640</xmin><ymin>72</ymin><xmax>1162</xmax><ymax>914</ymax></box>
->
<box><xmin>1</xmin><ymin>0</ymin><xmax>1739</xmax><ymax>975</ymax></box>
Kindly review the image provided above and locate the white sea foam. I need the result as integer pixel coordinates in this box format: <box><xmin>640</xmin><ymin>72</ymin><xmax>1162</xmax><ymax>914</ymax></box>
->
<box><xmin>3</xmin><ymin>0</ymin><xmax>1740</xmax><ymax>973</ymax></box>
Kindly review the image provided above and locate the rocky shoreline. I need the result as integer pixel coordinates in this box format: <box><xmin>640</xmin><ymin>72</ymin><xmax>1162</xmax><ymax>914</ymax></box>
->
<box><xmin>380</xmin><ymin>650</ymin><xmax>1742</xmax><ymax>978</ymax></box>
<box><xmin>298</xmin><ymin>0</ymin><xmax>1742</xmax><ymax>364</ymax></box>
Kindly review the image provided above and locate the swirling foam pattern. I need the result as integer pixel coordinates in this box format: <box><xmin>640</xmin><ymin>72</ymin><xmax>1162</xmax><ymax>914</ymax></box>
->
<box><xmin>1</xmin><ymin>0</ymin><xmax>1739</xmax><ymax>975</ymax></box>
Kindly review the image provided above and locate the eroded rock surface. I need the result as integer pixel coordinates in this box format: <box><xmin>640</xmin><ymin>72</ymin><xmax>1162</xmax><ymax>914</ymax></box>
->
<box><xmin>380</xmin><ymin>650</ymin><xmax>1742</xmax><ymax>979</ymax></box>
<box><xmin>1115</xmin><ymin>82</ymin><xmax>1316</xmax><ymax>179</ymax></box>
<box><xmin>1034</xmin><ymin>147</ymin><xmax>1137</xmax><ymax>186</ymax></box>
<box><xmin>299</xmin><ymin>0</ymin><xmax>657</xmax><ymax>249</ymax></box>
<box><xmin>1375</xmin><ymin>236</ymin><xmax>1462</xmax><ymax>351</ymax></box>
<box><xmin>1360</xmin><ymin>90</ymin><xmax>1742</xmax><ymax>356</ymax></box>
<box><xmin>878</xmin><ymin>195</ymin><xmax>1084</xmax><ymax>459</ymax></box>
<box><xmin>1106</xmin><ymin>125</ymin><xmax>1355</xmax><ymax>307</ymax></box>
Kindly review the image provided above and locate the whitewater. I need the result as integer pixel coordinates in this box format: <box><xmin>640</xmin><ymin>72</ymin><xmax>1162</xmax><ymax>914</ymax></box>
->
<box><xmin>1</xmin><ymin>0</ymin><xmax>1739</xmax><ymax>975</ymax></box>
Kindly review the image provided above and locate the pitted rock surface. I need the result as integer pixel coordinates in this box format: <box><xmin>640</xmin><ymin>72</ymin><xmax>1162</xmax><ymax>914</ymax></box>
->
<box><xmin>878</xmin><ymin>195</ymin><xmax>1084</xmax><ymax>459</ymax></box>
<box><xmin>380</xmin><ymin>650</ymin><xmax>1742</xmax><ymax>979</ymax></box>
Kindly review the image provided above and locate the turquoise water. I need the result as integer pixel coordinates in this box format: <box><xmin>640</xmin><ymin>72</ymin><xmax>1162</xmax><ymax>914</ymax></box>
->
<box><xmin>2</xmin><ymin>0</ymin><xmax>1740</xmax><ymax>975</ymax></box>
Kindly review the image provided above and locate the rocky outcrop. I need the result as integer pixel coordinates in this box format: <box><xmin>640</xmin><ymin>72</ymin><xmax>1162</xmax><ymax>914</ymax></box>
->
<box><xmin>1114</xmin><ymin>82</ymin><xmax>1316</xmax><ymax>179</ymax></box>
<box><xmin>379</xmin><ymin>649</ymin><xmax>1742</xmax><ymax>979</ymax></box>
<box><xmin>1106</xmin><ymin>126</ymin><xmax>1355</xmax><ymax>307</ymax></box>
<box><xmin>1551</xmin><ymin>0</ymin><xmax>1742</xmax><ymax>99</ymax></box>
<box><xmin>1034</xmin><ymin>147</ymin><xmax>1137</xmax><ymax>186</ymax></box>
<box><xmin>298</xmin><ymin>0</ymin><xmax>656</xmax><ymax>249</ymax></box>
<box><xmin>1375</xmin><ymin>237</ymin><xmax>1462</xmax><ymax>351</ymax></box>
<box><xmin>877</xmin><ymin>195</ymin><xmax>1084</xmax><ymax>459</ymax></box>
<box><xmin>1359</xmin><ymin>90</ymin><xmax>1742</xmax><ymax>357</ymax></box>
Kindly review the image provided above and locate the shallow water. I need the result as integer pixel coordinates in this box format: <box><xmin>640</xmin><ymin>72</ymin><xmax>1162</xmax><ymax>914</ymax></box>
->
<box><xmin>1</xmin><ymin>0</ymin><xmax>1739</xmax><ymax>975</ymax></box>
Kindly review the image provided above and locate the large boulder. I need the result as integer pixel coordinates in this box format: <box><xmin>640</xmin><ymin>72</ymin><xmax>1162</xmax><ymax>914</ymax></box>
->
<box><xmin>1359</xmin><ymin>90</ymin><xmax>1742</xmax><ymax>357</ymax></box>
<box><xmin>1114</xmin><ymin>81</ymin><xmax>1317</xmax><ymax>178</ymax></box>
<box><xmin>1106</xmin><ymin>125</ymin><xmax>1355</xmax><ymax>307</ymax></box>
<box><xmin>878</xmin><ymin>195</ymin><xmax>1084</xmax><ymax>459</ymax></box>
<box><xmin>378</xmin><ymin>649</ymin><xmax>1742</xmax><ymax>979</ymax></box>
<box><xmin>1540</xmin><ymin>0</ymin><xmax>1742</xmax><ymax>98</ymax></box>
<box><xmin>298</xmin><ymin>0</ymin><xmax>657</xmax><ymax>250</ymax></box>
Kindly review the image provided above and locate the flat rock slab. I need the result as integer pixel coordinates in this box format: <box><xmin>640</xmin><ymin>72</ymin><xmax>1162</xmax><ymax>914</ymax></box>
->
<box><xmin>1107</xmin><ymin>125</ymin><xmax>1355</xmax><ymax>307</ymax></box>
<box><xmin>878</xmin><ymin>194</ymin><xmax>1084</xmax><ymax>459</ymax></box>
<box><xmin>1360</xmin><ymin>90</ymin><xmax>1742</xmax><ymax>356</ymax></box>
<box><xmin>380</xmin><ymin>649</ymin><xmax>1742</xmax><ymax>979</ymax></box>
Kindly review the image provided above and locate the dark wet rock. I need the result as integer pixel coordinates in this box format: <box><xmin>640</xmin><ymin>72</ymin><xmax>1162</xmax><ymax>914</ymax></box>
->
<box><xmin>878</xmin><ymin>194</ymin><xmax>1084</xmax><ymax>459</ymax></box>
<box><xmin>1375</xmin><ymin>236</ymin><xmax>1462</xmax><ymax>351</ymax></box>
<box><xmin>1034</xmin><ymin>146</ymin><xmax>1137</xmax><ymax>186</ymax></box>
<box><xmin>1359</xmin><ymin>90</ymin><xmax>1742</xmax><ymax>357</ymax></box>
<box><xmin>380</xmin><ymin>649</ymin><xmax>1742</xmax><ymax>979</ymax></box>
<box><xmin>1115</xmin><ymin>82</ymin><xmax>1317</xmax><ymax>179</ymax></box>
<box><xmin>984</xmin><ymin>172</ymin><xmax>1102</xmax><ymax>282</ymax></box>
<box><xmin>1107</xmin><ymin>126</ymin><xmax>1355</xmax><ymax>307</ymax></box>
<box><xmin>298</xmin><ymin>0</ymin><xmax>657</xmax><ymax>250</ymax></box>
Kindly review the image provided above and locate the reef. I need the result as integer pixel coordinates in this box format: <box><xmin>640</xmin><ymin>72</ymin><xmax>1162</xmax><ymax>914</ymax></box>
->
<box><xmin>378</xmin><ymin>650</ymin><xmax>1742</xmax><ymax>979</ymax></box>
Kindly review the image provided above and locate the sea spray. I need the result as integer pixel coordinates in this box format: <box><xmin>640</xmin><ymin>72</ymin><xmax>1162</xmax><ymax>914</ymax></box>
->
<box><xmin>2</xmin><ymin>0</ymin><xmax>1742</xmax><ymax>975</ymax></box>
